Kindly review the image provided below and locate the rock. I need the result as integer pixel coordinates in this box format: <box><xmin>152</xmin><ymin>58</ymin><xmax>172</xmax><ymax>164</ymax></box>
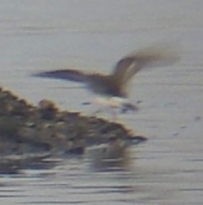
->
<box><xmin>0</xmin><ymin>86</ymin><xmax>147</xmax><ymax>170</ymax></box>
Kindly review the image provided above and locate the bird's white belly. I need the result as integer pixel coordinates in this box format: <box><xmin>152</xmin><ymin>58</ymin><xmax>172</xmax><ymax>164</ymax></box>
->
<box><xmin>93</xmin><ymin>96</ymin><xmax>128</xmax><ymax>108</ymax></box>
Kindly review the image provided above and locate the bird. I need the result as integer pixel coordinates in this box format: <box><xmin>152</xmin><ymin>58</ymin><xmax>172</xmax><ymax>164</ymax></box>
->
<box><xmin>33</xmin><ymin>42</ymin><xmax>180</xmax><ymax>116</ymax></box>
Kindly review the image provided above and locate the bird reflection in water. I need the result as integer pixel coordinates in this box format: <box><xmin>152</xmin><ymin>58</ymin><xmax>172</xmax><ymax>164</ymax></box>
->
<box><xmin>85</xmin><ymin>136</ymin><xmax>147</xmax><ymax>171</ymax></box>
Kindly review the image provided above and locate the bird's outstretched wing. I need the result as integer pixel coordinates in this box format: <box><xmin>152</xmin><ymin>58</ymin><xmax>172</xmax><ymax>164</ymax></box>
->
<box><xmin>32</xmin><ymin>69</ymin><xmax>87</xmax><ymax>83</ymax></box>
<box><xmin>112</xmin><ymin>42</ymin><xmax>181</xmax><ymax>86</ymax></box>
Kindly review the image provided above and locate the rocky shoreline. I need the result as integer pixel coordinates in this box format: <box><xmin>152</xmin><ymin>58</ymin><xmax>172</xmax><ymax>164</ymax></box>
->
<box><xmin>0</xmin><ymin>87</ymin><xmax>147</xmax><ymax>173</ymax></box>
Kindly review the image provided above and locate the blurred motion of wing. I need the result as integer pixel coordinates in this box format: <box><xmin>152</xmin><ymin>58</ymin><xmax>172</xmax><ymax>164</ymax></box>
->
<box><xmin>33</xmin><ymin>69</ymin><xmax>87</xmax><ymax>83</ymax></box>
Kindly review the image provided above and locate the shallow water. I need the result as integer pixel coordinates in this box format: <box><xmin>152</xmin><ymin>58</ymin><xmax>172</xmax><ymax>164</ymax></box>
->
<box><xmin>0</xmin><ymin>0</ymin><xmax>203</xmax><ymax>204</ymax></box>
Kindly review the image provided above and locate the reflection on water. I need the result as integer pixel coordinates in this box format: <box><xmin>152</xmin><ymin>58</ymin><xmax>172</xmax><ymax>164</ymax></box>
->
<box><xmin>0</xmin><ymin>151</ymin><xmax>172</xmax><ymax>205</ymax></box>
<box><xmin>85</xmin><ymin>140</ymin><xmax>133</xmax><ymax>172</ymax></box>
<box><xmin>0</xmin><ymin>149</ymin><xmax>138</xmax><ymax>204</ymax></box>
<box><xmin>0</xmin><ymin>139</ymin><xmax>203</xmax><ymax>204</ymax></box>
<box><xmin>0</xmin><ymin>158</ymin><xmax>57</xmax><ymax>175</ymax></box>
<box><xmin>0</xmin><ymin>137</ymin><xmax>136</xmax><ymax>174</ymax></box>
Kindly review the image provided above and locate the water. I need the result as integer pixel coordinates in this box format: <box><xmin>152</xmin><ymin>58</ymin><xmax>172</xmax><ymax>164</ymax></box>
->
<box><xmin>0</xmin><ymin>0</ymin><xmax>203</xmax><ymax>204</ymax></box>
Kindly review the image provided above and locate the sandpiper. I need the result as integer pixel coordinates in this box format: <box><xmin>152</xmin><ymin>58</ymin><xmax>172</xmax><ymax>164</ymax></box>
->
<box><xmin>33</xmin><ymin>42</ymin><xmax>180</xmax><ymax>114</ymax></box>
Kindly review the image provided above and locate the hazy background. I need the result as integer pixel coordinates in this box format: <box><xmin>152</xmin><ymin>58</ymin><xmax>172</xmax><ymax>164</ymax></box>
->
<box><xmin>0</xmin><ymin>1</ymin><xmax>203</xmax><ymax>204</ymax></box>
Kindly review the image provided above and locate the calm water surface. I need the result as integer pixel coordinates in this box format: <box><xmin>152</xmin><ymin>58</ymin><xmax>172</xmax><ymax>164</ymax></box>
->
<box><xmin>0</xmin><ymin>0</ymin><xmax>203</xmax><ymax>204</ymax></box>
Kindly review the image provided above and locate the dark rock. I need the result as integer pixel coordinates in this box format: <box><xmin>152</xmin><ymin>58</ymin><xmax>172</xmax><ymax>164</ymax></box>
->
<box><xmin>0</xmin><ymin>86</ymin><xmax>147</xmax><ymax>172</ymax></box>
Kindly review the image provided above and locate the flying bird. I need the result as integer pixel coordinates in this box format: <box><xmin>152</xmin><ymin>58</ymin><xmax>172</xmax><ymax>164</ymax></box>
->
<box><xmin>33</xmin><ymin>43</ymin><xmax>180</xmax><ymax>115</ymax></box>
